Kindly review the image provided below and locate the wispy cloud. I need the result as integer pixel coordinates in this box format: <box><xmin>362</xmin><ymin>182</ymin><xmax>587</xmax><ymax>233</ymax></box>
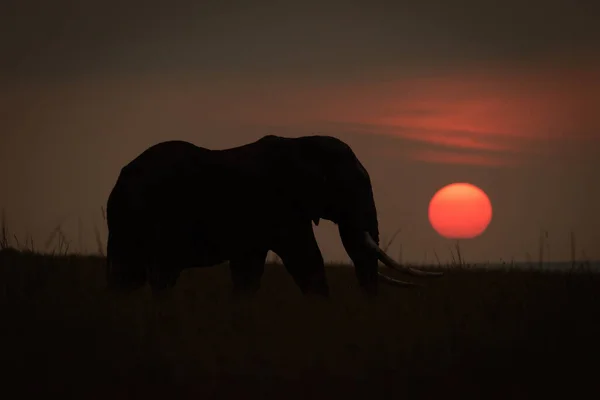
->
<box><xmin>330</xmin><ymin>63</ymin><xmax>600</xmax><ymax>166</ymax></box>
<box><xmin>5</xmin><ymin>58</ymin><xmax>598</xmax><ymax>168</ymax></box>
<box><xmin>410</xmin><ymin>149</ymin><xmax>516</xmax><ymax>167</ymax></box>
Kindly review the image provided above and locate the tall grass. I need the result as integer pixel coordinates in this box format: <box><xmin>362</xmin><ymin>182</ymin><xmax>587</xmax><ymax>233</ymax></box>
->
<box><xmin>1</xmin><ymin>207</ymin><xmax>593</xmax><ymax>269</ymax></box>
<box><xmin>0</xmin><ymin>211</ymin><xmax>598</xmax><ymax>397</ymax></box>
<box><xmin>0</xmin><ymin>207</ymin><xmax>108</xmax><ymax>256</ymax></box>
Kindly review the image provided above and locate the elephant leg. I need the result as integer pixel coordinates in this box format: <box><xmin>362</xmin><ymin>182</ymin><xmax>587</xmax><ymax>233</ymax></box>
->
<box><xmin>274</xmin><ymin>228</ymin><xmax>330</xmax><ymax>297</ymax></box>
<box><xmin>229</xmin><ymin>250</ymin><xmax>268</xmax><ymax>296</ymax></box>
<box><xmin>146</xmin><ymin>258</ymin><xmax>179</xmax><ymax>328</ymax></box>
<box><xmin>228</xmin><ymin>251</ymin><xmax>266</xmax><ymax>333</ymax></box>
<box><xmin>146</xmin><ymin>251</ymin><xmax>181</xmax><ymax>294</ymax></box>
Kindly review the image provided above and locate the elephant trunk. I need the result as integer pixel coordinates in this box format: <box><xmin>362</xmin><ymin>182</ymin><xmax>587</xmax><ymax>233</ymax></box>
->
<box><xmin>340</xmin><ymin>226</ymin><xmax>442</xmax><ymax>292</ymax></box>
<box><xmin>362</xmin><ymin>232</ymin><xmax>444</xmax><ymax>286</ymax></box>
<box><xmin>338</xmin><ymin>159</ymin><xmax>442</xmax><ymax>292</ymax></box>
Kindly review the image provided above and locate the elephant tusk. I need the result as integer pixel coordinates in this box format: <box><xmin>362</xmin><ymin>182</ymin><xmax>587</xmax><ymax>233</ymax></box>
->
<box><xmin>363</xmin><ymin>232</ymin><xmax>444</xmax><ymax>277</ymax></box>
<box><xmin>378</xmin><ymin>272</ymin><xmax>419</xmax><ymax>287</ymax></box>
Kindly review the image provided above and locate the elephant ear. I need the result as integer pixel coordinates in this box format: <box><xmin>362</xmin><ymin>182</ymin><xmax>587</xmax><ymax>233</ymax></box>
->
<box><xmin>269</xmin><ymin>140</ymin><xmax>328</xmax><ymax>226</ymax></box>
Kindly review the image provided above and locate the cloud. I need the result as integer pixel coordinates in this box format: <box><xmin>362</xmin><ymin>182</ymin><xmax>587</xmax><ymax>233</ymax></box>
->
<box><xmin>4</xmin><ymin>55</ymin><xmax>598</xmax><ymax>169</ymax></box>
<box><xmin>329</xmin><ymin>63</ymin><xmax>600</xmax><ymax>166</ymax></box>
<box><xmin>350</xmin><ymin>124</ymin><xmax>516</xmax><ymax>152</ymax></box>
<box><xmin>410</xmin><ymin>149</ymin><xmax>516</xmax><ymax>167</ymax></box>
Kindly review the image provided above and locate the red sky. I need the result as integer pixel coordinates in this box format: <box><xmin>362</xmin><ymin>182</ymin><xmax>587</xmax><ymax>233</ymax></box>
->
<box><xmin>335</xmin><ymin>63</ymin><xmax>600</xmax><ymax>167</ymax></box>
<box><xmin>1</xmin><ymin>1</ymin><xmax>599</xmax><ymax>263</ymax></box>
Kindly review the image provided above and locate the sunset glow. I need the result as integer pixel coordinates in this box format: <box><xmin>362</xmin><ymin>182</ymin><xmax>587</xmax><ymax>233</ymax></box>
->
<box><xmin>428</xmin><ymin>183</ymin><xmax>493</xmax><ymax>239</ymax></box>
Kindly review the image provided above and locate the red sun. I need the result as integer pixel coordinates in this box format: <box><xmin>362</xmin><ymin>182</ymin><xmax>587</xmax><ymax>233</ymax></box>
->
<box><xmin>428</xmin><ymin>183</ymin><xmax>492</xmax><ymax>239</ymax></box>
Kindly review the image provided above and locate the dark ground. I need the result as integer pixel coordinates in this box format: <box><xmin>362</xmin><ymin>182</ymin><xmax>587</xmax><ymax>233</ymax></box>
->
<box><xmin>1</xmin><ymin>248</ymin><xmax>599</xmax><ymax>399</ymax></box>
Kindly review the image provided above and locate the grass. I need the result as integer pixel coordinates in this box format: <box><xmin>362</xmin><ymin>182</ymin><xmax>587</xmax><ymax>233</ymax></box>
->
<box><xmin>1</xmin><ymin>212</ymin><xmax>599</xmax><ymax>398</ymax></box>
<box><xmin>1</xmin><ymin>248</ymin><xmax>599</xmax><ymax>399</ymax></box>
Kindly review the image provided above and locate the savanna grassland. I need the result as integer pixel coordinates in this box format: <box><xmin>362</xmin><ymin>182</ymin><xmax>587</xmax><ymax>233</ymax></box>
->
<box><xmin>1</xmin><ymin>245</ymin><xmax>600</xmax><ymax>399</ymax></box>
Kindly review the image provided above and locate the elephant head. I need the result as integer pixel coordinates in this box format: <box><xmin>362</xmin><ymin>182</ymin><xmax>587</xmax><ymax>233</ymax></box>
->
<box><xmin>272</xmin><ymin>135</ymin><xmax>442</xmax><ymax>294</ymax></box>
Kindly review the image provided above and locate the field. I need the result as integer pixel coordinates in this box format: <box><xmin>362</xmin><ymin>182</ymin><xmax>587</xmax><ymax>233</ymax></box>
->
<box><xmin>1</xmin><ymin>248</ymin><xmax>600</xmax><ymax>399</ymax></box>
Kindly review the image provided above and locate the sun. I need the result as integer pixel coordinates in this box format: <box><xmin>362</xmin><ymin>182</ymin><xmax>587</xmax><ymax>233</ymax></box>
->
<box><xmin>428</xmin><ymin>183</ymin><xmax>492</xmax><ymax>239</ymax></box>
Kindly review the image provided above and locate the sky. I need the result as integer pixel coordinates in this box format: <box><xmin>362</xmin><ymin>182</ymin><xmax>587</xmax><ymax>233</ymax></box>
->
<box><xmin>1</xmin><ymin>0</ymin><xmax>599</xmax><ymax>263</ymax></box>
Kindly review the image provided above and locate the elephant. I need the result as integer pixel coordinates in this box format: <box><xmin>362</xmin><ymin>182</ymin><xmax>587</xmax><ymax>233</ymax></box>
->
<box><xmin>105</xmin><ymin>135</ymin><xmax>442</xmax><ymax>297</ymax></box>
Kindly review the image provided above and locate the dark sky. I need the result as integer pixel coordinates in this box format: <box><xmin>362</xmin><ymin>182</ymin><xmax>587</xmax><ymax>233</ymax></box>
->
<box><xmin>1</xmin><ymin>0</ymin><xmax>599</xmax><ymax>263</ymax></box>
